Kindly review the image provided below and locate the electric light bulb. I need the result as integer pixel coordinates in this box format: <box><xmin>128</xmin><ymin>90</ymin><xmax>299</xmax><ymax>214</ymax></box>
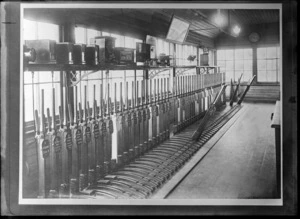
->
<box><xmin>232</xmin><ymin>25</ymin><xmax>241</xmax><ymax>35</ymax></box>
<box><xmin>214</xmin><ymin>10</ymin><xmax>224</xmax><ymax>27</ymax></box>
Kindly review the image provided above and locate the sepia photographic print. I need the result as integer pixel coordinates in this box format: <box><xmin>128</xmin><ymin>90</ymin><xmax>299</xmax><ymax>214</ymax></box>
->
<box><xmin>1</xmin><ymin>0</ymin><xmax>297</xmax><ymax>216</ymax></box>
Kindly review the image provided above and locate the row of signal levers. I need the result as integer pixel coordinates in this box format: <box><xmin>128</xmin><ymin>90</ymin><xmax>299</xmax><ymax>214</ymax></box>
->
<box><xmin>33</xmin><ymin>72</ymin><xmax>225</xmax><ymax>198</ymax></box>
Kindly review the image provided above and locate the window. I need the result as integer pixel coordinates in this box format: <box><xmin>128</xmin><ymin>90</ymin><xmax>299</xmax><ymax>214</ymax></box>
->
<box><xmin>37</xmin><ymin>22</ymin><xmax>59</xmax><ymax>42</ymax></box>
<box><xmin>102</xmin><ymin>31</ymin><xmax>110</xmax><ymax>37</ymax></box>
<box><xmin>23</xmin><ymin>19</ymin><xmax>59</xmax><ymax>42</ymax></box>
<box><xmin>75</xmin><ymin>27</ymin><xmax>142</xmax><ymax>49</ymax></box>
<box><xmin>217</xmin><ymin>48</ymin><xmax>253</xmax><ymax>82</ymax></box>
<box><xmin>157</xmin><ymin>38</ymin><xmax>170</xmax><ymax>56</ymax></box>
<box><xmin>75</xmin><ymin>27</ymin><xmax>86</xmax><ymax>44</ymax></box>
<box><xmin>75</xmin><ymin>27</ymin><xmax>101</xmax><ymax>44</ymax></box>
<box><xmin>175</xmin><ymin>43</ymin><xmax>197</xmax><ymax>66</ymax></box>
<box><xmin>217</xmin><ymin>49</ymin><xmax>234</xmax><ymax>82</ymax></box>
<box><xmin>23</xmin><ymin>19</ymin><xmax>60</xmax><ymax>122</ymax></box>
<box><xmin>234</xmin><ymin>48</ymin><xmax>253</xmax><ymax>81</ymax></box>
<box><xmin>124</xmin><ymin>36</ymin><xmax>142</xmax><ymax>49</ymax></box>
<box><xmin>23</xmin><ymin>19</ymin><xmax>37</xmax><ymax>40</ymax></box>
<box><xmin>87</xmin><ymin>28</ymin><xmax>100</xmax><ymax>44</ymax></box>
<box><xmin>257</xmin><ymin>46</ymin><xmax>280</xmax><ymax>83</ymax></box>
<box><xmin>111</xmin><ymin>33</ymin><xmax>125</xmax><ymax>47</ymax></box>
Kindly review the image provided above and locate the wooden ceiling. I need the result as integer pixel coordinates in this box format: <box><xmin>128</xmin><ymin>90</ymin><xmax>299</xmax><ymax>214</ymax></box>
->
<box><xmin>24</xmin><ymin>8</ymin><xmax>279</xmax><ymax>47</ymax></box>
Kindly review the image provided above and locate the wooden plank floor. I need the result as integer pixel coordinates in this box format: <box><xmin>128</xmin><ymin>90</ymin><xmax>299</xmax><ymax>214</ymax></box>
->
<box><xmin>166</xmin><ymin>103</ymin><xmax>277</xmax><ymax>199</ymax></box>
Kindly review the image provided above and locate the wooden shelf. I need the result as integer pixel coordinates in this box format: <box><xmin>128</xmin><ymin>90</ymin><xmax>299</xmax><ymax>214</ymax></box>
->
<box><xmin>24</xmin><ymin>63</ymin><xmax>204</xmax><ymax>72</ymax></box>
<box><xmin>25</xmin><ymin>63</ymin><xmax>145</xmax><ymax>72</ymax></box>
<box><xmin>197</xmin><ymin>65</ymin><xmax>219</xmax><ymax>68</ymax></box>
<box><xmin>175</xmin><ymin>65</ymin><xmax>197</xmax><ymax>68</ymax></box>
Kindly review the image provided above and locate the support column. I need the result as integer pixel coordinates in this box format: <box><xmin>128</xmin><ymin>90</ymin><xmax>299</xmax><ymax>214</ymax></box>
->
<box><xmin>252</xmin><ymin>46</ymin><xmax>258</xmax><ymax>84</ymax></box>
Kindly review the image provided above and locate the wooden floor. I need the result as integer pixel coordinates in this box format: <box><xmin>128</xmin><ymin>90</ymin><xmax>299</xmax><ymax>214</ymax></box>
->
<box><xmin>166</xmin><ymin>102</ymin><xmax>277</xmax><ymax>199</ymax></box>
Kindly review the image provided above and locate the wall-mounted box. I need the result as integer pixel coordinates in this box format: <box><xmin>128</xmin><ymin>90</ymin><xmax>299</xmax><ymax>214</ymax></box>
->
<box><xmin>56</xmin><ymin>43</ymin><xmax>73</xmax><ymax>64</ymax></box>
<box><xmin>23</xmin><ymin>45</ymin><xmax>36</xmax><ymax>64</ymax></box>
<box><xmin>85</xmin><ymin>45</ymin><xmax>99</xmax><ymax>65</ymax></box>
<box><xmin>94</xmin><ymin>36</ymin><xmax>116</xmax><ymax>64</ymax></box>
<box><xmin>114</xmin><ymin>47</ymin><xmax>135</xmax><ymax>65</ymax></box>
<box><xmin>136</xmin><ymin>43</ymin><xmax>150</xmax><ymax>62</ymax></box>
<box><xmin>158</xmin><ymin>54</ymin><xmax>170</xmax><ymax>66</ymax></box>
<box><xmin>25</xmin><ymin>39</ymin><xmax>56</xmax><ymax>64</ymax></box>
<box><xmin>200</xmin><ymin>54</ymin><xmax>209</xmax><ymax>66</ymax></box>
<box><xmin>72</xmin><ymin>44</ymin><xmax>86</xmax><ymax>65</ymax></box>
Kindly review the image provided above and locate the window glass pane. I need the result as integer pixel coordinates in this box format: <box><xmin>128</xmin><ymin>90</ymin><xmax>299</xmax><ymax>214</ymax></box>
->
<box><xmin>226</xmin><ymin>60</ymin><xmax>234</xmax><ymax>70</ymax></box>
<box><xmin>257</xmin><ymin>71</ymin><xmax>267</xmax><ymax>82</ymax></box>
<box><xmin>234</xmin><ymin>71</ymin><xmax>243</xmax><ymax>81</ymax></box>
<box><xmin>218</xmin><ymin>60</ymin><xmax>225</xmax><ymax>69</ymax></box>
<box><xmin>120</xmin><ymin>36</ymin><xmax>125</xmax><ymax>47</ymax></box>
<box><xmin>87</xmin><ymin>70</ymin><xmax>101</xmax><ymax>80</ymax></box>
<box><xmin>75</xmin><ymin>27</ymin><xmax>86</xmax><ymax>44</ymax></box>
<box><xmin>37</xmin><ymin>21</ymin><xmax>59</xmax><ymax>42</ymax></box>
<box><xmin>157</xmin><ymin>39</ymin><xmax>163</xmax><ymax>55</ymax></box>
<box><xmin>23</xmin><ymin>19</ymin><xmax>37</xmax><ymax>41</ymax></box>
<box><xmin>37</xmin><ymin>71</ymin><xmax>53</xmax><ymax>83</ymax></box>
<box><xmin>235</xmin><ymin>49</ymin><xmax>244</xmax><ymax>60</ymax></box>
<box><xmin>235</xmin><ymin>60</ymin><xmax>243</xmax><ymax>70</ymax></box>
<box><xmin>257</xmin><ymin>60</ymin><xmax>267</xmax><ymax>71</ymax></box>
<box><xmin>102</xmin><ymin>32</ymin><xmax>110</xmax><ymax>36</ymax></box>
<box><xmin>176</xmin><ymin>44</ymin><xmax>181</xmax><ymax>64</ymax></box>
<box><xmin>164</xmin><ymin>42</ymin><xmax>169</xmax><ymax>55</ymax></box>
<box><xmin>187</xmin><ymin>45</ymin><xmax>191</xmax><ymax>54</ymax></box>
<box><xmin>40</xmin><ymin>83</ymin><xmax>54</xmax><ymax>112</ymax></box>
<box><xmin>111</xmin><ymin>33</ymin><xmax>124</xmax><ymax>47</ymax></box>
<box><xmin>244</xmin><ymin>60</ymin><xmax>252</xmax><ymax>70</ymax></box>
<box><xmin>24</xmin><ymin>71</ymin><xmax>33</xmax><ymax>84</ymax></box>
<box><xmin>277</xmin><ymin>47</ymin><xmax>280</xmax><ymax>59</ymax></box>
<box><xmin>217</xmin><ymin>50</ymin><xmax>225</xmax><ymax>60</ymax></box>
<box><xmin>217</xmin><ymin>48</ymin><xmax>253</xmax><ymax>83</ymax></box>
<box><xmin>24</xmin><ymin>85</ymin><xmax>33</xmax><ymax>121</ymax></box>
<box><xmin>125</xmin><ymin>36</ymin><xmax>135</xmax><ymax>49</ymax></box>
<box><xmin>257</xmin><ymin>48</ymin><xmax>267</xmax><ymax>59</ymax></box>
<box><xmin>267</xmin><ymin>71</ymin><xmax>277</xmax><ymax>82</ymax></box>
<box><xmin>225</xmin><ymin>50</ymin><xmax>234</xmax><ymax>60</ymax></box>
<box><xmin>169</xmin><ymin>43</ymin><xmax>174</xmax><ymax>57</ymax></box>
<box><xmin>209</xmin><ymin>50</ymin><xmax>214</xmax><ymax>66</ymax></box>
<box><xmin>225</xmin><ymin>71</ymin><xmax>234</xmax><ymax>82</ymax></box>
<box><xmin>244</xmin><ymin>49</ymin><xmax>252</xmax><ymax>59</ymax></box>
<box><xmin>87</xmin><ymin>29</ymin><xmax>99</xmax><ymax>43</ymax></box>
<box><xmin>243</xmin><ymin>71</ymin><xmax>252</xmax><ymax>82</ymax></box>
<box><xmin>266</xmin><ymin>47</ymin><xmax>277</xmax><ymax>59</ymax></box>
<box><xmin>257</xmin><ymin>46</ymin><xmax>279</xmax><ymax>82</ymax></box>
<box><xmin>267</xmin><ymin>59</ymin><xmax>277</xmax><ymax>71</ymax></box>
<box><xmin>220</xmin><ymin>67</ymin><xmax>226</xmax><ymax>72</ymax></box>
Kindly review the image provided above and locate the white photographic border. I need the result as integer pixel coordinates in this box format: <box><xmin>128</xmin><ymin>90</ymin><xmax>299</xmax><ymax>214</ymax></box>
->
<box><xmin>19</xmin><ymin>2</ymin><xmax>283</xmax><ymax>206</ymax></box>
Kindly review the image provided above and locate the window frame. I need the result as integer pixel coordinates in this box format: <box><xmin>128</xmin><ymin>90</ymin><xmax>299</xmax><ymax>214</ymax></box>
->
<box><xmin>256</xmin><ymin>45</ymin><xmax>280</xmax><ymax>84</ymax></box>
<box><xmin>216</xmin><ymin>46</ymin><xmax>254</xmax><ymax>82</ymax></box>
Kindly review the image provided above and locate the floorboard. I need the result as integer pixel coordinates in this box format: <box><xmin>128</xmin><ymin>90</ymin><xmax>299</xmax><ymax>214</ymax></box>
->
<box><xmin>166</xmin><ymin>102</ymin><xmax>277</xmax><ymax>199</ymax></box>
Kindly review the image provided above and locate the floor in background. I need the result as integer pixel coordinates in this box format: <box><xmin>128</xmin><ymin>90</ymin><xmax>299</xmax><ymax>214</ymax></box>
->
<box><xmin>166</xmin><ymin>102</ymin><xmax>277</xmax><ymax>199</ymax></box>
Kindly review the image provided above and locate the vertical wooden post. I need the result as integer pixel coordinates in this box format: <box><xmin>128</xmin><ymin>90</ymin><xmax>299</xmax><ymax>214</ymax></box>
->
<box><xmin>252</xmin><ymin>46</ymin><xmax>258</xmax><ymax>84</ymax></box>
